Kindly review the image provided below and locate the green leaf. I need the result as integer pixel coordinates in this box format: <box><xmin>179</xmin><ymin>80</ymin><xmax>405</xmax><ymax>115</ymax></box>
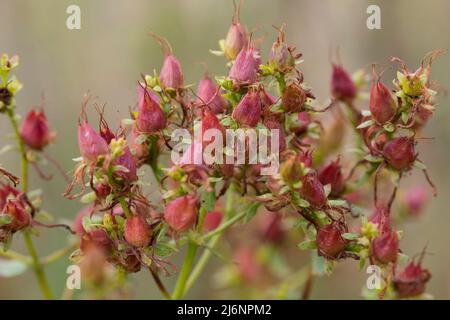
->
<box><xmin>0</xmin><ymin>259</ymin><xmax>28</xmax><ymax>277</ymax></box>
<box><xmin>154</xmin><ymin>242</ymin><xmax>176</xmax><ymax>257</ymax></box>
<box><xmin>323</xmin><ymin>184</ymin><xmax>331</xmax><ymax>198</ymax></box>
<box><xmin>327</xmin><ymin>199</ymin><xmax>348</xmax><ymax>207</ymax></box>
<box><xmin>364</xmin><ymin>155</ymin><xmax>383</xmax><ymax>163</ymax></box>
<box><xmin>356</xmin><ymin>119</ymin><xmax>374</xmax><ymax>129</ymax></box>
<box><xmin>243</xmin><ymin>202</ymin><xmax>261</xmax><ymax>223</ymax></box>
<box><xmin>413</xmin><ymin>160</ymin><xmax>427</xmax><ymax>170</ymax></box>
<box><xmin>383</xmin><ymin>122</ymin><xmax>395</xmax><ymax>133</ymax></box>
<box><xmin>80</xmin><ymin>191</ymin><xmax>97</xmax><ymax>204</ymax></box>
<box><xmin>297</xmin><ymin>240</ymin><xmax>317</xmax><ymax>250</ymax></box>
<box><xmin>342</xmin><ymin>233</ymin><xmax>359</xmax><ymax>240</ymax></box>
<box><xmin>0</xmin><ymin>215</ymin><xmax>12</xmax><ymax>226</ymax></box>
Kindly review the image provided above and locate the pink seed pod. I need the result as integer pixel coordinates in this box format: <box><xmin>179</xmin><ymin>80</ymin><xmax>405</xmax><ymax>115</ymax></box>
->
<box><xmin>196</xmin><ymin>74</ymin><xmax>227</xmax><ymax>114</ymax></box>
<box><xmin>136</xmin><ymin>88</ymin><xmax>166</xmax><ymax>133</ymax></box>
<box><xmin>382</xmin><ymin>137</ymin><xmax>416</xmax><ymax>171</ymax></box>
<box><xmin>300</xmin><ymin>172</ymin><xmax>327</xmax><ymax>208</ymax></box>
<box><xmin>201</xmin><ymin>109</ymin><xmax>225</xmax><ymax>149</ymax></box>
<box><xmin>80</xmin><ymin>229</ymin><xmax>112</xmax><ymax>254</ymax></box>
<box><xmin>331</xmin><ymin>64</ymin><xmax>357</xmax><ymax>102</ymax></box>
<box><xmin>229</xmin><ymin>46</ymin><xmax>261</xmax><ymax>86</ymax></box>
<box><xmin>113</xmin><ymin>146</ymin><xmax>138</xmax><ymax>183</ymax></box>
<box><xmin>405</xmin><ymin>186</ymin><xmax>428</xmax><ymax>216</ymax></box>
<box><xmin>223</xmin><ymin>5</ymin><xmax>247</xmax><ymax>61</ymax></box>
<box><xmin>282</xmin><ymin>82</ymin><xmax>307</xmax><ymax>112</ymax></box>
<box><xmin>372</xmin><ymin>228</ymin><xmax>399</xmax><ymax>265</ymax></box>
<box><xmin>231</xmin><ymin>90</ymin><xmax>261</xmax><ymax>127</ymax></box>
<box><xmin>318</xmin><ymin>158</ymin><xmax>344</xmax><ymax>197</ymax></box>
<box><xmin>164</xmin><ymin>194</ymin><xmax>199</xmax><ymax>232</ymax></box>
<box><xmin>394</xmin><ymin>260</ymin><xmax>431</xmax><ymax>298</ymax></box>
<box><xmin>202</xmin><ymin>210</ymin><xmax>223</xmax><ymax>232</ymax></box>
<box><xmin>316</xmin><ymin>222</ymin><xmax>348</xmax><ymax>259</ymax></box>
<box><xmin>369</xmin><ymin>71</ymin><xmax>398</xmax><ymax>124</ymax></box>
<box><xmin>160</xmin><ymin>54</ymin><xmax>184</xmax><ymax>89</ymax></box>
<box><xmin>20</xmin><ymin>109</ymin><xmax>53</xmax><ymax>150</ymax></box>
<box><xmin>78</xmin><ymin>121</ymin><xmax>109</xmax><ymax>162</ymax></box>
<box><xmin>124</xmin><ymin>214</ymin><xmax>152</xmax><ymax>247</ymax></box>
<box><xmin>2</xmin><ymin>199</ymin><xmax>31</xmax><ymax>231</ymax></box>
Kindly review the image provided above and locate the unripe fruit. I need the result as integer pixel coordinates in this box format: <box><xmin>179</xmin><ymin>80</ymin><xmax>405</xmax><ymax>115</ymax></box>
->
<box><xmin>78</xmin><ymin>122</ymin><xmax>109</xmax><ymax>162</ymax></box>
<box><xmin>20</xmin><ymin>109</ymin><xmax>53</xmax><ymax>150</ymax></box>
<box><xmin>372</xmin><ymin>229</ymin><xmax>399</xmax><ymax>264</ymax></box>
<box><xmin>318</xmin><ymin>158</ymin><xmax>344</xmax><ymax>197</ymax></box>
<box><xmin>197</xmin><ymin>74</ymin><xmax>227</xmax><ymax>114</ymax></box>
<box><xmin>300</xmin><ymin>173</ymin><xmax>327</xmax><ymax>208</ymax></box>
<box><xmin>159</xmin><ymin>54</ymin><xmax>184</xmax><ymax>89</ymax></box>
<box><xmin>113</xmin><ymin>146</ymin><xmax>137</xmax><ymax>183</ymax></box>
<box><xmin>369</xmin><ymin>77</ymin><xmax>398</xmax><ymax>124</ymax></box>
<box><xmin>231</xmin><ymin>90</ymin><xmax>261</xmax><ymax>127</ymax></box>
<box><xmin>124</xmin><ymin>214</ymin><xmax>152</xmax><ymax>247</ymax></box>
<box><xmin>136</xmin><ymin>88</ymin><xmax>166</xmax><ymax>133</ymax></box>
<box><xmin>280</xmin><ymin>154</ymin><xmax>303</xmax><ymax>185</ymax></box>
<box><xmin>331</xmin><ymin>64</ymin><xmax>357</xmax><ymax>102</ymax></box>
<box><xmin>394</xmin><ymin>261</ymin><xmax>431</xmax><ymax>298</ymax></box>
<box><xmin>229</xmin><ymin>47</ymin><xmax>260</xmax><ymax>86</ymax></box>
<box><xmin>164</xmin><ymin>194</ymin><xmax>199</xmax><ymax>232</ymax></box>
<box><xmin>224</xmin><ymin>22</ymin><xmax>247</xmax><ymax>61</ymax></box>
<box><xmin>382</xmin><ymin>137</ymin><xmax>415</xmax><ymax>171</ymax></box>
<box><xmin>316</xmin><ymin>222</ymin><xmax>348</xmax><ymax>259</ymax></box>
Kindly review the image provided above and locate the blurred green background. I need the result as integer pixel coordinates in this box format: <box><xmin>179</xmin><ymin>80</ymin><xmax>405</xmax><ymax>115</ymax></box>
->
<box><xmin>0</xmin><ymin>0</ymin><xmax>449</xmax><ymax>299</ymax></box>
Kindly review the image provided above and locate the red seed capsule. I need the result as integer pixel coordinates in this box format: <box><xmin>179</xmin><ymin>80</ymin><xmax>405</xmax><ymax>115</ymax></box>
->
<box><xmin>383</xmin><ymin>137</ymin><xmax>416</xmax><ymax>171</ymax></box>
<box><xmin>159</xmin><ymin>54</ymin><xmax>184</xmax><ymax>89</ymax></box>
<box><xmin>229</xmin><ymin>46</ymin><xmax>260</xmax><ymax>86</ymax></box>
<box><xmin>316</xmin><ymin>222</ymin><xmax>348</xmax><ymax>259</ymax></box>
<box><xmin>136</xmin><ymin>88</ymin><xmax>166</xmax><ymax>133</ymax></box>
<box><xmin>78</xmin><ymin>122</ymin><xmax>109</xmax><ymax>162</ymax></box>
<box><xmin>124</xmin><ymin>214</ymin><xmax>152</xmax><ymax>247</ymax></box>
<box><xmin>369</xmin><ymin>75</ymin><xmax>398</xmax><ymax>124</ymax></box>
<box><xmin>372</xmin><ymin>229</ymin><xmax>399</xmax><ymax>264</ymax></box>
<box><xmin>318</xmin><ymin>158</ymin><xmax>344</xmax><ymax>197</ymax></box>
<box><xmin>331</xmin><ymin>64</ymin><xmax>357</xmax><ymax>102</ymax></box>
<box><xmin>164</xmin><ymin>194</ymin><xmax>199</xmax><ymax>232</ymax></box>
<box><xmin>20</xmin><ymin>109</ymin><xmax>53</xmax><ymax>150</ymax></box>
<box><xmin>300</xmin><ymin>173</ymin><xmax>327</xmax><ymax>208</ymax></box>
<box><xmin>197</xmin><ymin>74</ymin><xmax>227</xmax><ymax>114</ymax></box>
<box><xmin>2</xmin><ymin>199</ymin><xmax>31</xmax><ymax>231</ymax></box>
<box><xmin>202</xmin><ymin>211</ymin><xmax>223</xmax><ymax>232</ymax></box>
<box><xmin>394</xmin><ymin>260</ymin><xmax>431</xmax><ymax>298</ymax></box>
<box><xmin>231</xmin><ymin>90</ymin><xmax>261</xmax><ymax>127</ymax></box>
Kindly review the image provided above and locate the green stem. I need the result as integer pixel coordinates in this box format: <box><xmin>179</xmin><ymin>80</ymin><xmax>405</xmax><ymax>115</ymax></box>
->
<box><xmin>118</xmin><ymin>196</ymin><xmax>131</xmax><ymax>217</ymax></box>
<box><xmin>6</xmin><ymin>107</ymin><xmax>53</xmax><ymax>299</ymax></box>
<box><xmin>41</xmin><ymin>243</ymin><xmax>78</xmax><ymax>265</ymax></box>
<box><xmin>201</xmin><ymin>208</ymin><xmax>247</xmax><ymax>242</ymax></box>
<box><xmin>185</xmin><ymin>184</ymin><xmax>235</xmax><ymax>293</ymax></box>
<box><xmin>0</xmin><ymin>248</ymin><xmax>31</xmax><ymax>265</ymax></box>
<box><xmin>172</xmin><ymin>241</ymin><xmax>198</xmax><ymax>299</ymax></box>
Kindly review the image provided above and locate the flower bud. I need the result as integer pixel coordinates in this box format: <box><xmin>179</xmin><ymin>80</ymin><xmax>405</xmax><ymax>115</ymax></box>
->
<box><xmin>202</xmin><ymin>210</ymin><xmax>223</xmax><ymax>232</ymax></box>
<box><xmin>282</xmin><ymin>82</ymin><xmax>306</xmax><ymax>112</ymax></box>
<box><xmin>369</xmin><ymin>76</ymin><xmax>398</xmax><ymax>124</ymax></box>
<box><xmin>229</xmin><ymin>47</ymin><xmax>260</xmax><ymax>86</ymax></box>
<box><xmin>318</xmin><ymin>158</ymin><xmax>344</xmax><ymax>197</ymax></box>
<box><xmin>394</xmin><ymin>260</ymin><xmax>431</xmax><ymax>298</ymax></box>
<box><xmin>124</xmin><ymin>214</ymin><xmax>152</xmax><ymax>247</ymax></box>
<box><xmin>20</xmin><ymin>109</ymin><xmax>53</xmax><ymax>150</ymax></box>
<box><xmin>382</xmin><ymin>137</ymin><xmax>415</xmax><ymax>171</ymax></box>
<box><xmin>78</xmin><ymin>122</ymin><xmax>109</xmax><ymax>162</ymax></box>
<box><xmin>2</xmin><ymin>199</ymin><xmax>31</xmax><ymax>231</ymax></box>
<box><xmin>301</xmin><ymin>173</ymin><xmax>326</xmax><ymax>208</ymax></box>
<box><xmin>372</xmin><ymin>229</ymin><xmax>399</xmax><ymax>264</ymax></box>
<box><xmin>231</xmin><ymin>90</ymin><xmax>261</xmax><ymax>127</ymax></box>
<box><xmin>164</xmin><ymin>194</ymin><xmax>199</xmax><ymax>232</ymax></box>
<box><xmin>316</xmin><ymin>222</ymin><xmax>348</xmax><ymax>259</ymax></box>
<box><xmin>136</xmin><ymin>88</ymin><xmax>166</xmax><ymax>133</ymax></box>
<box><xmin>331</xmin><ymin>64</ymin><xmax>357</xmax><ymax>102</ymax></box>
<box><xmin>224</xmin><ymin>13</ymin><xmax>247</xmax><ymax>61</ymax></box>
<box><xmin>159</xmin><ymin>54</ymin><xmax>184</xmax><ymax>89</ymax></box>
<box><xmin>197</xmin><ymin>74</ymin><xmax>227</xmax><ymax>114</ymax></box>
<box><xmin>280</xmin><ymin>154</ymin><xmax>302</xmax><ymax>185</ymax></box>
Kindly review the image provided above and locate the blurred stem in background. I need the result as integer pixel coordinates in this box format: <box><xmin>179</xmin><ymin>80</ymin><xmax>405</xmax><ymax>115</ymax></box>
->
<box><xmin>6</xmin><ymin>107</ymin><xmax>53</xmax><ymax>300</ymax></box>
